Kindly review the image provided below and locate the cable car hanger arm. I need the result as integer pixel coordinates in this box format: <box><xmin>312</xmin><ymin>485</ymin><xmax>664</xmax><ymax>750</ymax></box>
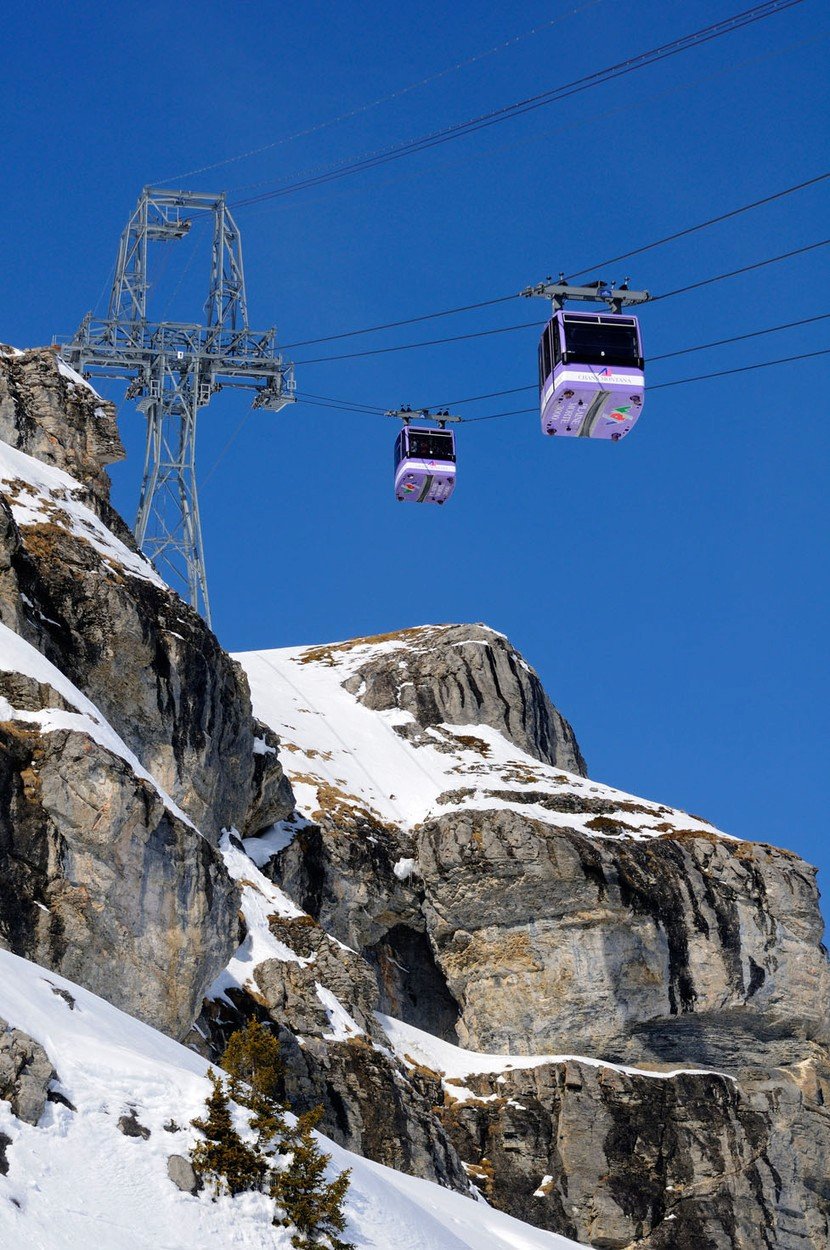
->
<box><xmin>521</xmin><ymin>276</ymin><xmax>651</xmax><ymax>314</ymax></box>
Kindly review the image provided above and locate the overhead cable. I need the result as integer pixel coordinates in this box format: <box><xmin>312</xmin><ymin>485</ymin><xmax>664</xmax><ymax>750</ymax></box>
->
<box><xmin>433</xmin><ymin>312</ymin><xmax>830</xmax><ymax>406</ymax></box>
<box><xmin>231</xmin><ymin>1</ymin><xmax>804</xmax><ymax>209</ymax></box>
<box><xmin>294</xmin><ymin>242</ymin><xmax>830</xmax><ymax>366</ymax></box>
<box><xmin>154</xmin><ymin>2</ymin><xmax>604</xmax><ymax>186</ymax></box>
<box><xmin>279</xmin><ymin>171</ymin><xmax>829</xmax><ymax>350</ymax></box>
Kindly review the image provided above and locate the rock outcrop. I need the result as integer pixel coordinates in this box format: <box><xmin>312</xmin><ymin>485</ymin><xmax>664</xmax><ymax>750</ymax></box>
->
<box><xmin>0</xmin><ymin>346</ymin><xmax>123</xmax><ymax>513</ymax></box>
<box><xmin>340</xmin><ymin>623</ymin><xmax>586</xmax><ymax>774</ymax></box>
<box><xmin>417</xmin><ymin>808</ymin><xmax>830</xmax><ymax>1063</ymax></box>
<box><xmin>0</xmin><ymin>1018</ymin><xmax>55</xmax><ymax>1125</ymax></box>
<box><xmin>233</xmin><ymin>630</ymin><xmax>830</xmax><ymax>1249</ymax></box>
<box><xmin>441</xmin><ymin>1054</ymin><xmax>830</xmax><ymax>1249</ymax></box>
<box><xmin>0</xmin><ymin>348</ymin><xmax>292</xmax><ymax>1035</ymax></box>
<box><xmin>0</xmin><ymin>347</ymin><xmax>293</xmax><ymax>845</ymax></box>
<box><xmin>0</xmin><ymin>719</ymin><xmax>237</xmax><ymax>1036</ymax></box>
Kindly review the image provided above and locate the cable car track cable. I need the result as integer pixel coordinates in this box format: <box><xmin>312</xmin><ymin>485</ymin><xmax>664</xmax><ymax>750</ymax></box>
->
<box><xmin>154</xmin><ymin>2</ymin><xmax>605</xmax><ymax>186</ymax></box>
<box><xmin>200</xmin><ymin>343</ymin><xmax>830</xmax><ymax>485</ymax></box>
<box><xmin>278</xmin><ymin>171</ymin><xmax>830</xmax><ymax>350</ymax></box>
<box><xmin>288</xmin><ymin>315</ymin><xmax>830</xmax><ymax>420</ymax></box>
<box><xmin>230</xmin><ymin>1</ymin><xmax>805</xmax><ymax>210</ymax></box>
<box><xmin>292</xmin><ymin>240</ymin><xmax>830</xmax><ymax>365</ymax></box>
<box><xmin>431</xmin><ymin>312</ymin><xmax>830</xmax><ymax>406</ymax></box>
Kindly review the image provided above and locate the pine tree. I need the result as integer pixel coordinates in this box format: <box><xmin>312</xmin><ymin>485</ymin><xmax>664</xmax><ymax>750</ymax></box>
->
<box><xmin>271</xmin><ymin>1107</ymin><xmax>353</xmax><ymax>1250</ymax></box>
<box><xmin>190</xmin><ymin>1069</ymin><xmax>267</xmax><ymax>1197</ymax></box>
<box><xmin>221</xmin><ymin>1019</ymin><xmax>287</xmax><ymax>1153</ymax></box>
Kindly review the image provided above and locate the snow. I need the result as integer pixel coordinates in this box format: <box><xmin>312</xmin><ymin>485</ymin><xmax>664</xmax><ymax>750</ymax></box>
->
<box><xmin>55</xmin><ymin>354</ymin><xmax>99</xmax><ymax>395</ymax></box>
<box><xmin>0</xmin><ymin>439</ymin><xmax>164</xmax><ymax>587</ymax></box>
<box><xmin>378</xmin><ymin>1014</ymin><xmax>732</xmax><ymax>1100</ymax></box>
<box><xmin>393</xmin><ymin>856</ymin><xmax>417</xmax><ymax>880</ymax></box>
<box><xmin>210</xmin><ymin>833</ymin><xmax>307</xmax><ymax>1003</ymax></box>
<box><xmin>0</xmin><ymin>619</ymin><xmax>198</xmax><ymax>833</ymax></box>
<box><xmin>235</xmin><ymin>635</ymin><xmax>725</xmax><ymax>843</ymax></box>
<box><xmin>0</xmin><ymin>950</ymin><xmax>586</xmax><ymax>1250</ymax></box>
<box><xmin>316</xmin><ymin>984</ymin><xmax>364</xmax><ymax>1042</ymax></box>
<box><xmin>242</xmin><ymin>819</ymin><xmax>304</xmax><ymax>867</ymax></box>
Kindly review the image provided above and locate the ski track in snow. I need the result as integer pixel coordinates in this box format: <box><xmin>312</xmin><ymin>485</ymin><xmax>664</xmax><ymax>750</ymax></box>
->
<box><xmin>236</xmin><ymin>635</ymin><xmax>726</xmax><ymax>842</ymax></box>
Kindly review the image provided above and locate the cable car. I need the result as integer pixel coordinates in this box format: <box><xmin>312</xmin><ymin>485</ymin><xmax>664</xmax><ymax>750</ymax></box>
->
<box><xmin>538</xmin><ymin>310</ymin><xmax>645</xmax><ymax>439</ymax></box>
<box><xmin>394</xmin><ymin>425</ymin><xmax>456</xmax><ymax>504</ymax></box>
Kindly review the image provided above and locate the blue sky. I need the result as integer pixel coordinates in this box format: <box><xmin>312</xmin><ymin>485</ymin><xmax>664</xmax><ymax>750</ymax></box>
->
<box><xmin>2</xmin><ymin>1</ymin><xmax>829</xmax><ymax>921</ymax></box>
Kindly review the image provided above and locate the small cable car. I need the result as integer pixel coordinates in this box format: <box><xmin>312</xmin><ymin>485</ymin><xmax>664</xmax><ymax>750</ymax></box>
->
<box><xmin>538</xmin><ymin>310</ymin><xmax>645</xmax><ymax>439</ymax></box>
<box><xmin>394</xmin><ymin>425</ymin><xmax>456</xmax><ymax>505</ymax></box>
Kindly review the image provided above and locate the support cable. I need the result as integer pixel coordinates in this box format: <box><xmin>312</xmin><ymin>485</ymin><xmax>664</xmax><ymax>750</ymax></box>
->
<box><xmin>293</xmin><ymin>240</ymin><xmax>830</xmax><ymax>365</ymax></box>
<box><xmin>279</xmin><ymin>172</ymin><xmax>830</xmax><ymax>350</ymax></box>
<box><xmin>231</xmin><ymin>2</ymin><xmax>805</xmax><ymax>210</ymax></box>
<box><xmin>154</xmin><ymin>2</ymin><xmax>604</xmax><ymax>186</ymax></box>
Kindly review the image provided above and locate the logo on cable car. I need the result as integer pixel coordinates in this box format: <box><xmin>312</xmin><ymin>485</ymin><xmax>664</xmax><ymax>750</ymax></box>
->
<box><xmin>404</xmin><ymin>482</ymin><xmax>417</xmax><ymax>492</ymax></box>
<box><xmin>609</xmin><ymin>405</ymin><xmax>631</xmax><ymax>422</ymax></box>
<box><xmin>598</xmin><ymin>367</ymin><xmax>615</xmax><ymax>377</ymax></box>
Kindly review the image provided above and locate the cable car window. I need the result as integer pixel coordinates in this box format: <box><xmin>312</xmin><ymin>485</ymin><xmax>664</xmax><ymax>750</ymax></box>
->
<box><xmin>541</xmin><ymin>327</ymin><xmax>552</xmax><ymax>381</ymax></box>
<box><xmin>394</xmin><ymin>431</ymin><xmax>404</xmax><ymax>468</ymax></box>
<box><xmin>550</xmin><ymin>322</ymin><xmax>561</xmax><ymax>368</ymax></box>
<box><xmin>563</xmin><ymin>319</ymin><xmax>640</xmax><ymax>366</ymax></box>
<box><xmin>407</xmin><ymin>432</ymin><xmax>456</xmax><ymax>462</ymax></box>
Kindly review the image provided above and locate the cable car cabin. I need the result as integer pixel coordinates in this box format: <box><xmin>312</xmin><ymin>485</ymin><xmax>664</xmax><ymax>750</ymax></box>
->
<box><xmin>538</xmin><ymin>310</ymin><xmax>645</xmax><ymax>439</ymax></box>
<box><xmin>394</xmin><ymin>426</ymin><xmax>456</xmax><ymax>505</ymax></box>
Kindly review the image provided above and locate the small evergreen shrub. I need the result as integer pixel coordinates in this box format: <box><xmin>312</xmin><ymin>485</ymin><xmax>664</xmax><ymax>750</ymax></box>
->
<box><xmin>189</xmin><ymin>1023</ymin><xmax>353</xmax><ymax>1248</ymax></box>
<box><xmin>271</xmin><ymin>1107</ymin><xmax>352</xmax><ymax>1250</ymax></box>
<box><xmin>190</xmin><ymin>1069</ymin><xmax>266</xmax><ymax>1196</ymax></box>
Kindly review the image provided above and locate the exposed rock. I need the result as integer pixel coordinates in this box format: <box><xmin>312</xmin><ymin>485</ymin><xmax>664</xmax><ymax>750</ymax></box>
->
<box><xmin>341</xmin><ymin>624</ymin><xmax>586</xmax><ymax>774</ymax></box>
<box><xmin>280</xmin><ymin>1032</ymin><xmax>468</xmax><ymax>1190</ymax></box>
<box><xmin>254</xmin><ymin>915</ymin><xmax>382</xmax><ymax>1040</ymax></box>
<box><xmin>0</xmin><ymin>721</ymin><xmax>238</xmax><ymax>1037</ymax></box>
<box><xmin>245</xmin><ymin>718</ymin><xmax>294</xmax><ymax>836</ymax></box>
<box><xmin>118</xmin><ymin>1108</ymin><xmax>151</xmax><ymax>1139</ymax></box>
<box><xmin>440</xmin><ymin>1054</ymin><xmax>830</xmax><ymax>1250</ymax></box>
<box><xmin>0</xmin><ymin>348</ymin><xmax>122</xmax><ymax>512</ymax></box>
<box><xmin>417</xmin><ymin>809</ymin><xmax>830</xmax><ymax>1065</ymax></box>
<box><xmin>167</xmin><ymin>1153</ymin><xmax>200</xmax><ymax>1193</ymax></box>
<box><xmin>274</xmin><ymin>818</ymin><xmax>421</xmax><ymax>955</ymax></box>
<box><xmin>0</xmin><ymin>1131</ymin><xmax>10</xmax><ymax>1176</ymax></box>
<box><xmin>0</xmin><ymin>1018</ymin><xmax>55</xmax><ymax>1124</ymax></box>
<box><xmin>0</xmin><ymin>356</ymin><xmax>293</xmax><ymax>844</ymax></box>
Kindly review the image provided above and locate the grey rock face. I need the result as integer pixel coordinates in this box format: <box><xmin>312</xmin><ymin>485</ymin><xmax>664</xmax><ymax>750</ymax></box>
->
<box><xmin>0</xmin><ymin>348</ymin><xmax>123</xmax><ymax>512</ymax></box>
<box><xmin>118</xmin><ymin>1109</ymin><xmax>151</xmax><ymax>1139</ymax></box>
<box><xmin>246</xmin><ymin>719</ymin><xmax>295</xmax><ymax>836</ymax></box>
<box><xmin>0</xmin><ymin>354</ymin><xmax>293</xmax><ymax>844</ymax></box>
<box><xmin>417</xmin><ymin>809</ymin><xmax>830</xmax><ymax>1063</ymax></box>
<box><xmin>341</xmin><ymin>624</ymin><xmax>586</xmax><ymax>774</ymax></box>
<box><xmin>191</xmin><ymin>899</ymin><xmax>469</xmax><ymax>1192</ymax></box>
<box><xmin>0</xmin><ymin>1018</ymin><xmax>55</xmax><ymax>1125</ymax></box>
<box><xmin>0</xmin><ymin>722</ymin><xmax>238</xmax><ymax>1037</ymax></box>
<box><xmin>441</xmin><ymin>1054</ymin><xmax>830</xmax><ymax>1250</ymax></box>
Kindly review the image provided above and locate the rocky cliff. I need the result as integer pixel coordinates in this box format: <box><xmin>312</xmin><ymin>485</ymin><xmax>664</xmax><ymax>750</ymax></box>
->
<box><xmin>0</xmin><ymin>347</ymin><xmax>292</xmax><ymax>1035</ymax></box>
<box><xmin>0</xmin><ymin>345</ymin><xmax>827</xmax><ymax>1249</ymax></box>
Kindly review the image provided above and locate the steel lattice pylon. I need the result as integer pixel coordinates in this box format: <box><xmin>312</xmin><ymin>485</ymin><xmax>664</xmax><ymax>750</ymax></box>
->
<box><xmin>60</xmin><ymin>188</ymin><xmax>295</xmax><ymax>626</ymax></box>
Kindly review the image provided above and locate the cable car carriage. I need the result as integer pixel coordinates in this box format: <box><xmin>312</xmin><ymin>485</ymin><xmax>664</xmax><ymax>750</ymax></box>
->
<box><xmin>539</xmin><ymin>309</ymin><xmax>645</xmax><ymax>439</ymax></box>
<box><xmin>394</xmin><ymin>424</ymin><xmax>456</xmax><ymax>505</ymax></box>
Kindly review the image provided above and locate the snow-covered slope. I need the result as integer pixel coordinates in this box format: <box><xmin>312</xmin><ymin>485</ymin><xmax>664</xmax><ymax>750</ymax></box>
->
<box><xmin>238</xmin><ymin>634</ymin><xmax>724</xmax><ymax>841</ymax></box>
<box><xmin>0</xmin><ymin>950</ymin><xmax>584</xmax><ymax>1250</ymax></box>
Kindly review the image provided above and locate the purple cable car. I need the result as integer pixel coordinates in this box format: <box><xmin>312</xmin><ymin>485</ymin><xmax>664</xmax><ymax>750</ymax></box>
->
<box><xmin>539</xmin><ymin>310</ymin><xmax>645</xmax><ymax>439</ymax></box>
<box><xmin>394</xmin><ymin>425</ymin><xmax>456</xmax><ymax>505</ymax></box>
